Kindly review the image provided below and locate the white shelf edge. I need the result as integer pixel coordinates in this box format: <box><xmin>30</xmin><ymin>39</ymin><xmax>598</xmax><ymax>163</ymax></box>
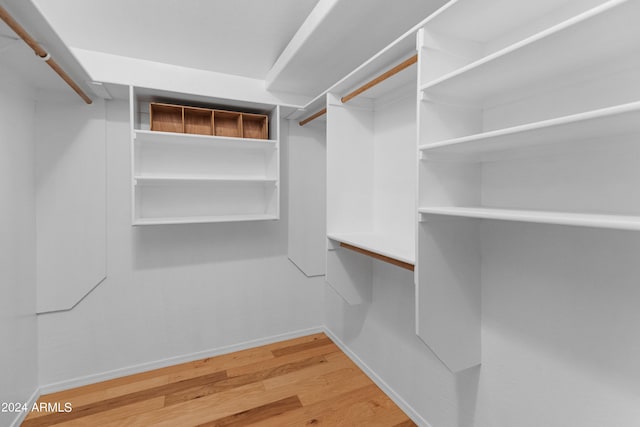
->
<box><xmin>327</xmin><ymin>232</ymin><xmax>415</xmax><ymax>265</ymax></box>
<box><xmin>418</xmin><ymin>100</ymin><xmax>640</xmax><ymax>153</ymax></box>
<box><xmin>418</xmin><ymin>207</ymin><xmax>640</xmax><ymax>231</ymax></box>
<box><xmin>133</xmin><ymin>214</ymin><xmax>279</xmax><ymax>226</ymax></box>
<box><xmin>418</xmin><ymin>0</ymin><xmax>626</xmax><ymax>94</ymax></box>
<box><xmin>134</xmin><ymin>175</ymin><xmax>277</xmax><ymax>185</ymax></box>
<box><xmin>133</xmin><ymin>129</ymin><xmax>278</xmax><ymax>146</ymax></box>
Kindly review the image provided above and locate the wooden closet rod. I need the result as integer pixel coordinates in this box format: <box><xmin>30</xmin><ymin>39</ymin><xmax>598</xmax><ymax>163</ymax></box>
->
<box><xmin>298</xmin><ymin>107</ymin><xmax>326</xmax><ymax>126</ymax></box>
<box><xmin>340</xmin><ymin>242</ymin><xmax>415</xmax><ymax>271</ymax></box>
<box><xmin>341</xmin><ymin>54</ymin><xmax>417</xmax><ymax>104</ymax></box>
<box><xmin>0</xmin><ymin>5</ymin><xmax>92</xmax><ymax>104</ymax></box>
<box><xmin>298</xmin><ymin>53</ymin><xmax>418</xmax><ymax>126</ymax></box>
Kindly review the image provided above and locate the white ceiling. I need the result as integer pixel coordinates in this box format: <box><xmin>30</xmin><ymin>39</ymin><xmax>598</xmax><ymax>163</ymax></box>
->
<box><xmin>29</xmin><ymin>0</ymin><xmax>448</xmax><ymax>98</ymax></box>
<box><xmin>267</xmin><ymin>0</ymin><xmax>447</xmax><ymax>96</ymax></box>
<box><xmin>32</xmin><ymin>0</ymin><xmax>320</xmax><ymax>80</ymax></box>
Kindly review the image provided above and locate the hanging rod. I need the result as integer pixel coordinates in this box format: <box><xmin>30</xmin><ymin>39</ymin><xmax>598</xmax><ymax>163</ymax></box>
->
<box><xmin>341</xmin><ymin>54</ymin><xmax>417</xmax><ymax>104</ymax></box>
<box><xmin>298</xmin><ymin>107</ymin><xmax>326</xmax><ymax>126</ymax></box>
<box><xmin>340</xmin><ymin>242</ymin><xmax>414</xmax><ymax>271</ymax></box>
<box><xmin>0</xmin><ymin>5</ymin><xmax>92</xmax><ymax>104</ymax></box>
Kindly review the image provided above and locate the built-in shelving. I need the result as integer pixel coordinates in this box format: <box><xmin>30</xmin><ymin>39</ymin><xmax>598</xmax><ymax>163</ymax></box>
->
<box><xmin>419</xmin><ymin>101</ymin><xmax>640</xmax><ymax>159</ymax></box>
<box><xmin>415</xmin><ymin>0</ymin><xmax>640</xmax><ymax>375</ymax></box>
<box><xmin>325</xmin><ymin>49</ymin><xmax>418</xmax><ymax>305</ymax></box>
<box><xmin>420</xmin><ymin>0</ymin><xmax>639</xmax><ymax>103</ymax></box>
<box><xmin>130</xmin><ymin>86</ymin><xmax>280</xmax><ymax>225</ymax></box>
<box><xmin>419</xmin><ymin>207</ymin><xmax>640</xmax><ymax>231</ymax></box>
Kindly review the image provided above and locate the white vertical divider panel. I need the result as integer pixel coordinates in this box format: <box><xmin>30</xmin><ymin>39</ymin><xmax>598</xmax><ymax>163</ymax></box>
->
<box><xmin>287</xmin><ymin>118</ymin><xmax>327</xmax><ymax>277</ymax></box>
<box><xmin>36</xmin><ymin>92</ymin><xmax>107</xmax><ymax>313</ymax></box>
<box><xmin>326</xmin><ymin>93</ymin><xmax>375</xmax><ymax>304</ymax></box>
<box><xmin>416</xmin><ymin>27</ymin><xmax>483</xmax><ymax>372</ymax></box>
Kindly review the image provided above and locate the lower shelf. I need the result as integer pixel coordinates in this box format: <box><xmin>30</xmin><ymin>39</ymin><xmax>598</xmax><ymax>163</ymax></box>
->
<box><xmin>133</xmin><ymin>180</ymin><xmax>278</xmax><ymax>225</ymax></box>
<box><xmin>327</xmin><ymin>232</ymin><xmax>415</xmax><ymax>266</ymax></box>
<box><xmin>419</xmin><ymin>206</ymin><xmax>640</xmax><ymax>231</ymax></box>
<box><xmin>133</xmin><ymin>214</ymin><xmax>278</xmax><ymax>226</ymax></box>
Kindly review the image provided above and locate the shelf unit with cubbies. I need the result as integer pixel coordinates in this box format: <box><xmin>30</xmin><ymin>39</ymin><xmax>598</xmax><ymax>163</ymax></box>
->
<box><xmin>416</xmin><ymin>0</ymin><xmax>640</xmax><ymax>373</ymax></box>
<box><xmin>130</xmin><ymin>86</ymin><xmax>280</xmax><ymax>225</ymax></box>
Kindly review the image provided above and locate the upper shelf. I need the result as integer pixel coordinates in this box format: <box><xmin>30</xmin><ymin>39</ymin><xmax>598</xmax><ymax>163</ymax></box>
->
<box><xmin>328</xmin><ymin>232</ymin><xmax>415</xmax><ymax>266</ymax></box>
<box><xmin>133</xmin><ymin>129</ymin><xmax>277</xmax><ymax>149</ymax></box>
<box><xmin>419</xmin><ymin>206</ymin><xmax>640</xmax><ymax>231</ymax></box>
<box><xmin>420</xmin><ymin>0</ymin><xmax>639</xmax><ymax>103</ymax></box>
<box><xmin>419</xmin><ymin>101</ymin><xmax>640</xmax><ymax>160</ymax></box>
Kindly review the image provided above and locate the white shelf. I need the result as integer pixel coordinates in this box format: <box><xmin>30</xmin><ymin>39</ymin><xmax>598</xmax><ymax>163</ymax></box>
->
<box><xmin>327</xmin><ymin>232</ymin><xmax>415</xmax><ymax>265</ymax></box>
<box><xmin>134</xmin><ymin>214</ymin><xmax>279</xmax><ymax>226</ymax></box>
<box><xmin>419</xmin><ymin>101</ymin><xmax>640</xmax><ymax>159</ymax></box>
<box><xmin>419</xmin><ymin>207</ymin><xmax>640</xmax><ymax>231</ymax></box>
<box><xmin>420</xmin><ymin>0</ymin><xmax>639</xmax><ymax>102</ymax></box>
<box><xmin>133</xmin><ymin>129</ymin><xmax>277</xmax><ymax>149</ymax></box>
<box><xmin>134</xmin><ymin>175</ymin><xmax>277</xmax><ymax>185</ymax></box>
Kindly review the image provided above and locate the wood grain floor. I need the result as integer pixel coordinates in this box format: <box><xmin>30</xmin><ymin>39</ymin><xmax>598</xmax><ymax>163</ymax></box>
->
<box><xmin>22</xmin><ymin>333</ymin><xmax>416</xmax><ymax>426</ymax></box>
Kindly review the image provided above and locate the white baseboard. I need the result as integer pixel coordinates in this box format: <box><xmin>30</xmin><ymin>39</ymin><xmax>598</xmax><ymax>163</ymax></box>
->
<box><xmin>10</xmin><ymin>387</ymin><xmax>40</xmax><ymax>427</ymax></box>
<box><xmin>39</xmin><ymin>326</ymin><xmax>323</xmax><ymax>395</ymax></box>
<box><xmin>322</xmin><ymin>327</ymin><xmax>432</xmax><ymax>427</ymax></box>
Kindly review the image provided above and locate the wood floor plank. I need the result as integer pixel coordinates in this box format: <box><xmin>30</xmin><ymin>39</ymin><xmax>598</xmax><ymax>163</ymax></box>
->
<box><xmin>52</xmin><ymin>396</ymin><xmax>165</xmax><ymax>427</ymax></box>
<box><xmin>24</xmin><ymin>333</ymin><xmax>415</xmax><ymax>427</ymax></box>
<box><xmin>225</xmin><ymin>342</ymin><xmax>339</xmax><ymax>378</ymax></box>
<box><xmin>196</xmin><ymin>396</ymin><xmax>302</xmax><ymax>427</ymax></box>
<box><xmin>270</xmin><ymin>336</ymin><xmax>334</xmax><ymax>357</ymax></box>
<box><xmin>164</xmin><ymin>355</ymin><xmax>328</xmax><ymax>406</ymax></box>
<box><xmin>22</xmin><ymin>370</ymin><xmax>228</xmax><ymax>427</ymax></box>
<box><xmin>256</xmin><ymin>384</ymin><xmax>381</xmax><ymax>426</ymax></box>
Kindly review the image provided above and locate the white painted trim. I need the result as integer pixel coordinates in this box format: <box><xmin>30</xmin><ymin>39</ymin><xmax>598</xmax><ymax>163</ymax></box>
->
<box><xmin>322</xmin><ymin>327</ymin><xmax>433</xmax><ymax>427</ymax></box>
<box><xmin>39</xmin><ymin>326</ymin><xmax>323</xmax><ymax>395</ymax></box>
<box><xmin>10</xmin><ymin>387</ymin><xmax>41</xmax><ymax>427</ymax></box>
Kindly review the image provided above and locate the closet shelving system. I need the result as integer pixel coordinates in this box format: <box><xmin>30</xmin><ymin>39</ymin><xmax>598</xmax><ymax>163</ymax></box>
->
<box><xmin>129</xmin><ymin>87</ymin><xmax>280</xmax><ymax>225</ymax></box>
<box><xmin>293</xmin><ymin>0</ymin><xmax>640</xmax><ymax>374</ymax></box>
<box><xmin>417</xmin><ymin>0</ymin><xmax>640</xmax><ymax>372</ymax></box>
<box><xmin>295</xmin><ymin>30</ymin><xmax>419</xmax><ymax>305</ymax></box>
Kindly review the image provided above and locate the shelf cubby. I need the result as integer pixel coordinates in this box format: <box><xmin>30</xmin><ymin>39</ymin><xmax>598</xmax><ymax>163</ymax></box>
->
<box><xmin>242</xmin><ymin>113</ymin><xmax>268</xmax><ymax>140</ymax></box>
<box><xmin>150</xmin><ymin>103</ymin><xmax>183</xmax><ymax>133</ymax></box>
<box><xmin>184</xmin><ymin>107</ymin><xmax>213</xmax><ymax>135</ymax></box>
<box><xmin>214</xmin><ymin>110</ymin><xmax>243</xmax><ymax>138</ymax></box>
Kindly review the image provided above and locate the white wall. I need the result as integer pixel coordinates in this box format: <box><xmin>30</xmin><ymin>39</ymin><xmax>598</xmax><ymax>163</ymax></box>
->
<box><xmin>325</xmin><ymin>263</ymin><xmax>461</xmax><ymax>427</ymax></box>
<box><xmin>476</xmin><ymin>221</ymin><xmax>640</xmax><ymax>427</ymax></box>
<box><xmin>37</xmin><ymin>99</ymin><xmax>325</xmax><ymax>388</ymax></box>
<box><xmin>35</xmin><ymin>92</ymin><xmax>106</xmax><ymax>313</ymax></box>
<box><xmin>0</xmin><ymin>64</ymin><xmax>38</xmax><ymax>427</ymax></box>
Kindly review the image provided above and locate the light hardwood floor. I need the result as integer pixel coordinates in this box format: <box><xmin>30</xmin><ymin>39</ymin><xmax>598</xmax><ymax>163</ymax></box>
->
<box><xmin>22</xmin><ymin>333</ymin><xmax>417</xmax><ymax>426</ymax></box>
